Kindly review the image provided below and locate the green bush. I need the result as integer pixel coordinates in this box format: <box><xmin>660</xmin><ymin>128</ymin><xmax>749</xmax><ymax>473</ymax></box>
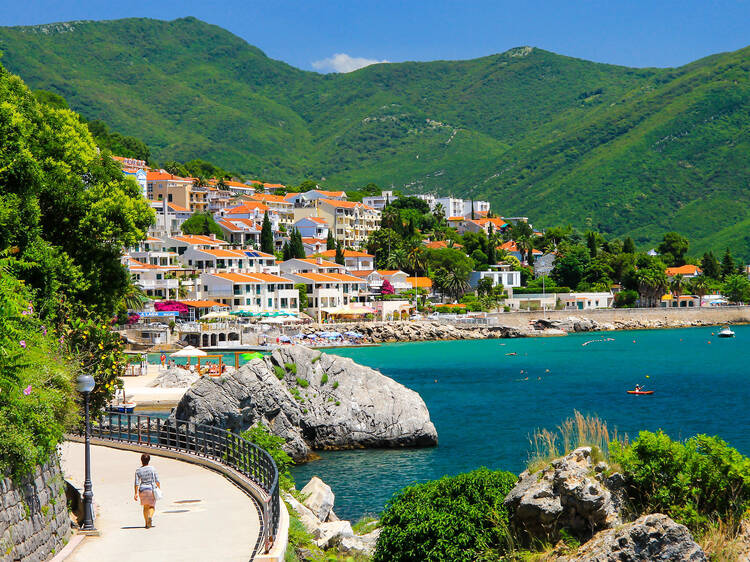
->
<box><xmin>295</xmin><ymin>377</ymin><xmax>309</xmax><ymax>388</ymax></box>
<box><xmin>273</xmin><ymin>365</ymin><xmax>285</xmax><ymax>380</ymax></box>
<box><xmin>373</xmin><ymin>468</ymin><xmax>518</xmax><ymax>562</ymax></box>
<box><xmin>332</xmin><ymin>381</ymin><xmax>339</xmax><ymax>390</ymax></box>
<box><xmin>320</xmin><ymin>373</ymin><xmax>328</xmax><ymax>384</ymax></box>
<box><xmin>240</xmin><ymin>423</ymin><xmax>294</xmax><ymax>491</ymax></box>
<box><xmin>610</xmin><ymin>431</ymin><xmax>750</xmax><ymax>531</ymax></box>
<box><xmin>284</xmin><ymin>362</ymin><xmax>297</xmax><ymax>375</ymax></box>
<box><xmin>0</xmin><ymin>271</ymin><xmax>77</xmax><ymax>479</ymax></box>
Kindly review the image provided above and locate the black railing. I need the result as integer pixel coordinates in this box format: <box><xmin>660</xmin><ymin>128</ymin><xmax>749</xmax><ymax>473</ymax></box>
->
<box><xmin>86</xmin><ymin>413</ymin><xmax>279</xmax><ymax>555</ymax></box>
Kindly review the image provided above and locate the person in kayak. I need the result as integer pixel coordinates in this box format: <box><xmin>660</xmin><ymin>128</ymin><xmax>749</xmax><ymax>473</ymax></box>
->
<box><xmin>634</xmin><ymin>384</ymin><xmax>642</xmax><ymax>392</ymax></box>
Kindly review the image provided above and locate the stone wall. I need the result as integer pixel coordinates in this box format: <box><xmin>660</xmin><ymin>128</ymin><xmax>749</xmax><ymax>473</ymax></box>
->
<box><xmin>0</xmin><ymin>453</ymin><xmax>71</xmax><ymax>562</ymax></box>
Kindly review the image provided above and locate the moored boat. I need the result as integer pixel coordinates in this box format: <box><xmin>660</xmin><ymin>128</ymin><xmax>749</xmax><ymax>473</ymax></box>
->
<box><xmin>717</xmin><ymin>326</ymin><xmax>735</xmax><ymax>338</ymax></box>
<box><xmin>627</xmin><ymin>390</ymin><xmax>654</xmax><ymax>395</ymax></box>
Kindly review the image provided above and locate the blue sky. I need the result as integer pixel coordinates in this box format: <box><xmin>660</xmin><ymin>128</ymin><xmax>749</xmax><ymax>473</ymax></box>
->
<box><xmin>2</xmin><ymin>0</ymin><xmax>749</xmax><ymax>72</ymax></box>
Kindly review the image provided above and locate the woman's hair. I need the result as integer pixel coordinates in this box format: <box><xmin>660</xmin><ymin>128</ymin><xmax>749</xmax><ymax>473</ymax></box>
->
<box><xmin>141</xmin><ymin>453</ymin><xmax>150</xmax><ymax>465</ymax></box>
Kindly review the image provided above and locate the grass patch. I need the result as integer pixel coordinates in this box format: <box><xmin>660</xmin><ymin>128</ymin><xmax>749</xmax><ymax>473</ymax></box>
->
<box><xmin>284</xmin><ymin>363</ymin><xmax>297</xmax><ymax>375</ymax></box>
<box><xmin>527</xmin><ymin>410</ymin><xmax>627</xmax><ymax>470</ymax></box>
<box><xmin>332</xmin><ymin>381</ymin><xmax>339</xmax><ymax>390</ymax></box>
<box><xmin>335</xmin><ymin>401</ymin><xmax>340</xmax><ymax>406</ymax></box>
<box><xmin>320</xmin><ymin>373</ymin><xmax>328</xmax><ymax>385</ymax></box>
<box><xmin>697</xmin><ymin>519</ymin><xmax>746</xmax><ymax>562</ymax></box>
<box><xmin>311</xmin><ymin>355</ymin><xmax>321</xmax><ymax>364</ymax></box>
<box><xmin>296</xmin><ymin>377</ymin><xmax>309</xmax><ymax>388</ymax></box>
<box><xmin>290</xmin><ymin>388</ymin><xmax>303</xmax><ymax>402</ymax></box>
<box><xmin>273</xmin><ymin>365</ymin><xmax>285</xmax><ymax>380</ymax></box>
<box><xmin>352</xmin><ymin>514</ymin><xmax>379</xmax><ymax>535</ymax></box>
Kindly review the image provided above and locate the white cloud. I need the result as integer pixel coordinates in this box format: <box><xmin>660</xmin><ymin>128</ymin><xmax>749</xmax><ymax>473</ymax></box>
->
<box><xmin>312</xmin><ymin>53</ymin><xmax>389</xmax><ymax>73</ymax></box>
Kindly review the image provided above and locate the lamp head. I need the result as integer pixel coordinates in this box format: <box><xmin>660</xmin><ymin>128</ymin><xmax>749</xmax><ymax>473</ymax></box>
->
<box><xmin>76</xmin><ymin>374</ymin><xmax>96</xmax><ymax>393</ymax></box>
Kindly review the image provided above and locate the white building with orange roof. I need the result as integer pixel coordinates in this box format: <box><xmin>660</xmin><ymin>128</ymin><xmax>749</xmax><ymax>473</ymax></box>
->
<box><xmin>665</xmin><ymin>264</ymin><xmax>702</xmax><ymax>279</ymax></box>
<box><xmin>362</xmin><ymin>190</ymin><xmax>397</xmax><ymax>210</ymax></box>
<box><xmin>164</xmin><ymin>234</ymin><xmax>227</xmax><ymax>255</ymax></box>
<box><xmin>462</xmin><ymin>217</ymin><xmax>509</xmax><ymax>236</ymax></box>
<box><xmin>149</xmin><ymin>200</ymin><xmax>192</xmax><ymax>236</ymax></box>
<box><xmin>313</xmin><ymin>249</ymin><xmax>375</xmax><ymax>271</ymax></box>
<box><xmin>126</xmin><ymin>258</ymin><xmax>180</xmax><ymax>299</ymax></box>
<box><xmin>282</xmin><ymin>270</ymin><xmax>369</xmax><ymax>320</ymax></box>
<box><xmin>287</xmin><ymin>189</ymin><xmax>348</xmax><ymax>207</ymax></box>
<box><xmin>279</xmin><ymin>257</ymin><xmax>345</xmax><ymax>275</ymax></box>
<box><xmin>316</xmin><ymin>199</ymin><xmax>380</xmax><ymax>249</ymax></box>
<box><xmin>198</xmin><ymin>271</ymin><xmax>298</xmax><ymax>312</ymax></box>
<box><xmin>216</xmin><ymin>201</ymin><xmax>280</xmax><ymax>228</ymax></box>
<box><xmin>249</xmin><ymin>193</ymin><xmax>294</xmax><ymax>226</ymax></box>
<box><xmin>216</xmin><ymin>217</ymin><xmax>261</xmax><ymax>246</ymax></box>
<box><xmin>301</xmin><ymin>238</ymin><xmax>329</xmax><ymax>256</ymax></box>
<box><xmin>180</xmin><ymin>247</ymin><xmax>278</xmax><ymax>274</ymax></box>
<box><xmin>293</xmin><ymin>216</ymin><xmax>330</xmax><ymax>239</ymax></box>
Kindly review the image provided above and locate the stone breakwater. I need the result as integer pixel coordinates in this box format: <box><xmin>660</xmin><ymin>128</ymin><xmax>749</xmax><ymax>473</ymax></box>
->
<box><xmin>532</xmin><ymin>314</ymin><xmax>736</xmax><ymax>333</ymax></box>
<box><xmin>301</xmin><ymin>321</ymin><xmax>526</xmax><ymax>342</ymax></box>
<box><xmin>0</xmin><ymin>453</ymin><xmax>71</xmax><ymax>562</ymax></box>
<box><xmin>173</xmin><ymin>345</ymin><xmax>438</xmax><ymax>461</ymax></box>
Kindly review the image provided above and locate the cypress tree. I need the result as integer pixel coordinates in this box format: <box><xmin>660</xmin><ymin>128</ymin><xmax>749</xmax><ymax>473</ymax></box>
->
<box><xmin>335</xmin><ymin>242</ymin><xmax>345</xmax><ymax>266</ymax></box>
<box><xmin>721</xmin><ymin>247</ymin><xmax>736</xmax><ymax>279</ymax></box>
<box><xmin>471</xmin><ymin>199</ymin><xmax>475</xmax><ymax>220</ymax></box>
<box><xmin>487</xmin><ymin>225</ymin><xmax>497</xmax><ymax>265</ymax></box>
<box><xmin>326</xmin><ymin>230</ymin><xmax>336</xmax><ymax>250</ymax></box>
<box><xmin>282</xmin><ymin>240</ymin><xmax>292</xmax><ymax>261</ymax></box>
<box><xmin>291</xmin><ymin>228</ymin><xmax>306</xmax><ymax>258</ymax></box>
<box><xmin>623</xmin><ymin>236</ymin><xmax>636</xmax><ymax>254</ymax></box>
<box><xmin>260</xmin><ymin>211</ymin><xmax>274</xmax><ymax>254</ymax></box>
<box><xmin>701</xmin><ymin>251</ymin><xmax>720</xmax><ymax>279</ymax></box>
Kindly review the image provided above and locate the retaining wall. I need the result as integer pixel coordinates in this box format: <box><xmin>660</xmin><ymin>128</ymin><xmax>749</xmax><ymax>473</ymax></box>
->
<box><xmin>0</xmin><ymin>453</ymin><xmax>71</xmax><ymax>562</ymax></box>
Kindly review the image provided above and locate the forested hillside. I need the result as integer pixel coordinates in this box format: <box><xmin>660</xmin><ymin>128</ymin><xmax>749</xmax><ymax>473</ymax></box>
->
<box><xmin>1</xmin><ymin>17</ymin><xmax>748</xmax><ymax>254</ymax></box>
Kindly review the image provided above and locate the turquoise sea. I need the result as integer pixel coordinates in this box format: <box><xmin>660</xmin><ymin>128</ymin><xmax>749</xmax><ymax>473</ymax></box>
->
<box><xmin>289</xmin><ymin>326</ymin><xmax>750</xmax><ymax>521</ymax></box>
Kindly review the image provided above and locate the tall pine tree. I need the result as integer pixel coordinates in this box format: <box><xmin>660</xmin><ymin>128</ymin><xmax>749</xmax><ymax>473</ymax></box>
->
<box><xmin>335</xmin><ymin>241</ymin><xmax>345</xmax><ymax>265</ymax></box>
<box><xmin>260</xmin><ymin>211</ymin><xmax>274</xmax><ymax>254</ymax></box>
<box><xmin>291</xmin><ymin>228</ymin><xmax>306</xmax><ymax>258</ymax></box>
<box><xmin>721</xmin><ymin>247</ymin><xmax>736</xmax><ymax>279</ymax></box>
<box><xmin>487</xmin><ymin>224</ymin><xmax>497</xmax><ymax>265</ymax></box>
<box><xmin>326</xmin><ymin>230</ymin><xmax>336</xmax><ymax>250</ymax></box>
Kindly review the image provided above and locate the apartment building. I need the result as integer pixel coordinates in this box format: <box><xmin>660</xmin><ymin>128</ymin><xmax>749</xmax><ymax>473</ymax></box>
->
<box><xmin>147</xmin><ymin>171</ymin><xmax>208</xmax><ymax>213</ymax></box>
<box><xmin>294</xmin><ymin>217</ymin><xmax>329</xmax><ymax>239</ymax></box>
<box><xmin>362</xmin><ymin>190</ymin><xmax>397</xmax><ymax>210</ymax></box>
<box><xmin>179</xmin><ymin>248</ymin><xmax>278</xmax><ymax>273</ymax></box>
<box><xmin>316</xmin><ymin>200</ymin><xmax>380</xmax><ymax>249</ymax></box>
<box><xmin>199</xmin><ymin>272</ymin><xmax>298</xmax><ymax>312</ymax></box>
<box><xmin>216</xmin><ymin>218</ymin><xmax>261</xmax><ymax>246</ymax></box>
<box><xmin>313</xmin><ymin>249</ymin><xmax>375</xmax><ymax>271</ymax></box>
<box><xmin>283</xmin><ymin>270</ymin><xmax>369</xmax><ymax>320</ymax></box>
<box><xmin>249</xmin><ymin>194</ymin><xmax>294</xmax><ymax>227</ymax></box>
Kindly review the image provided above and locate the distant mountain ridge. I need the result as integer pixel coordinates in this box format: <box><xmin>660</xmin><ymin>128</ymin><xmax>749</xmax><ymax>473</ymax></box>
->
<box><xmin>0</xmin><ymin>17</ymin><xmax>748</xmax><ymax>256</ymax></box>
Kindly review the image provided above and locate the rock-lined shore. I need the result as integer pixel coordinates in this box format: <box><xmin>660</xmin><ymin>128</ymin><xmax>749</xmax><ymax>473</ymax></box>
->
<box><xmin>301</xmin><ymin>313</ymin><xmax>738</xmax><ymax>344</ymax></box>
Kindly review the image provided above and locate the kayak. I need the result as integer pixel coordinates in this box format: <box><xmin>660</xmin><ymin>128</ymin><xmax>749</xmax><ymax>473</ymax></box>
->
<box><xmin>627</xmin><ymin>390</ymin><xmax>654</xmax><ymax>395</ymax></box>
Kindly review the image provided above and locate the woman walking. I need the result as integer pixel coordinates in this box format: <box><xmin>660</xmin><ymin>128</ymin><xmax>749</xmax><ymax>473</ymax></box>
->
<box><xmin>134</xmin><ymin>453</ymin><xmax>161</xmax><ymax>528</ymax></box>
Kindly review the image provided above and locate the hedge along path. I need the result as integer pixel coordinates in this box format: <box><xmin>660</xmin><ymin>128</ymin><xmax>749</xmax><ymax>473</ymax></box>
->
<box><xmin>60</xmin><ymin>441</ymin><xmax>260</xmax><ymax>562</ymax></box>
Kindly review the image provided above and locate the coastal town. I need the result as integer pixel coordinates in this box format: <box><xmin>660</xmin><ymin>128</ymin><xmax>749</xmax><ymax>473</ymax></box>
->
<box><xmin>115</xmin><ymin>155</ymin><xmax>747</xmax><ymax>351</ymax></box>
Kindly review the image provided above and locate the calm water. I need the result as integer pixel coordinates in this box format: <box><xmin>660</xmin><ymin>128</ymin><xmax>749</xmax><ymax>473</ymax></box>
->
<box><xmin>290</xmin><ymin>326</ymin><xmax>750</xmax><ymax>521</ymax></box>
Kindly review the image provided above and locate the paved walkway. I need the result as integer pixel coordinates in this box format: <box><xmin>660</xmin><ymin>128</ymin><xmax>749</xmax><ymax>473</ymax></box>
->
<box><xmin>61</xmin><ymin>442</ymin><xmax>260</xmax><ymax>562</ymax></box>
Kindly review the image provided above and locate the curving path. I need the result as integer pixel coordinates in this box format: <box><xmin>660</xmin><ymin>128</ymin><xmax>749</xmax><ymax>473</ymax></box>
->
<box><xmin>61</xmin><ymin>442</ymin><xmax>260</xmax><ymax>562</ymax></box>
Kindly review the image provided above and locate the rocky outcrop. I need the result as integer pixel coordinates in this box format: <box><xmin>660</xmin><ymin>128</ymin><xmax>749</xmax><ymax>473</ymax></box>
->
<box><xmin>504</xmin><ymin>447</ymin><xmax>625</xmax><ymax>541</ymax></box>
<box><xmin>300</xmin><ymin>321</ymin><xmax>524</xmax><ymax>342</ymax></box>
<box><xmin>173</xmin><ymin>345</ymin><xmax>437</xmax><ymax>460</ymax></box>
<box><xmin>560</xmin><ymin>514</ymin><xmax>706</xmax><ymax>561</ymax></box>
<box><xmin>284</xmin><ymin>476</ymin><xmax>379</xmax><ymax>556</ymax></box>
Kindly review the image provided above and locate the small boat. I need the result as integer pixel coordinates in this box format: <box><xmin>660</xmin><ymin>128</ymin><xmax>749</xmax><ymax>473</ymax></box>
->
<box><xmin>107</xmin><ymin>402</ymin><xmax>137</xmax><ymax>414</ymax></box>
<box><xmin>717</xmin><ymin>326</ymin><xmax>735</xmax><ymax>338</ymax></box>
<box><xmin>627</xmin><ymin>390</ymin><xmax>654</xmax><ymax>395</ymax></box>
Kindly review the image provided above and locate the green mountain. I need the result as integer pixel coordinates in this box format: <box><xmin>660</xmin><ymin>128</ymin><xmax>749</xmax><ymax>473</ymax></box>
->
<box><xmin>0</xmin><ymin>17</ymin><xmax>748</xmax><ymax>256</ymax></box>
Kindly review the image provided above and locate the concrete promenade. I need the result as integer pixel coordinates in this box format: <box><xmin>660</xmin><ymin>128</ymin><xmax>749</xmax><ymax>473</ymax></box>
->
<box><xmin>61</xmin><ymin>442</ymin><xmax>260</xmax><ymax>562</ymax></box>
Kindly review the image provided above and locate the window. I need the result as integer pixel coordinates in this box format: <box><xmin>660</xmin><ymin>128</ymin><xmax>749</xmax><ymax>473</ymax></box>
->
<box><xmin>204</xmin><ymin>285</ymin><xmax>208</xmax><ymax>292</ymax></box>
<box><xmin>268</xmin><ymin>284</ymin><xmax>275</xmax><ymax>292</ymax></box>
<box><xmin>156</xmin><ymin>274</ymin><xmax>162</xmax><ymax>280</ymax></box>
<box><xmin>268</xmin><ymin>298</ymin><xmax>273</xmax><ymax>308</ymax></box>
<box><xmin>168</xmin><ymin>194</ymin><xmax>173</xmax><ymax>202</ymax></box>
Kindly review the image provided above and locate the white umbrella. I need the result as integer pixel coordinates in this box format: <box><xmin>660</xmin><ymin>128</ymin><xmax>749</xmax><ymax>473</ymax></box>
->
<box><xmin>200</xmin><ymin>311</ymin><xmax>232</xmax><ymax>320</ymax></box>
<box><xmin>260</xmin><ymin>316</ymin><xmax>302</xmax><ymax>324</ymax></box>
<box><xmin>170</xmin><ymin>345</ymin><xmax>207</xmax><ymax>358</ymax></box>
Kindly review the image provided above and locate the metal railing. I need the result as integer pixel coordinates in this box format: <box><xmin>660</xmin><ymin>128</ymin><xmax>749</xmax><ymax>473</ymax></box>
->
<box><xmin>85</xmin><ymin>413</ymin><xmax>279</xmax><ymax>555</ymax></box>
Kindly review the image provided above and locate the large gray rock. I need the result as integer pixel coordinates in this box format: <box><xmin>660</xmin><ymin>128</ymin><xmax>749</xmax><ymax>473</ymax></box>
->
<box><xmin>504</xmin><ymin>447</ymin><xmax>624</xmax><ymax>541</ymax></box>
<box><xmin>173</xmin><ymin>346</ymin><xmax>438</xmax><ymax>460</ymax></box>
<box><xmin>151</xmin><ymin>367</ymin><xmax>200</xmax><ymax>388</ymax></box>
<box><xmin>561</xmin><ymin>514</ymin><xmax>706</xmax><ymax>561</ymax></box>
<box><xmin>301</xmin><ymin>477</ymin><xmax>335</xmax><ymax>522</ymax></box>
<box><xmin>314</xmin><ymin>520</ymin><xmax>354</xmax><ymax>549</ymax></box>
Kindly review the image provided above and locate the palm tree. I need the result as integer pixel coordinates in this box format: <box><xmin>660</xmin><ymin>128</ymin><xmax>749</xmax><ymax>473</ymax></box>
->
<box><xmin>121</xmin><ymin>280</ymin><xmax>149</xmax><ymax>311</ymax></box>
<box><xmin>689</xmin><ymin>277</ymin><xmax>709</xmax><ymax>307</ymax></box>
<box><xmin>635</xmin><ymin>268</ymin><xmax>668</xmax><ymax>307</ymax></box>
<box><xmin>382</xmin><ymin>206</ymin><xmax>401</xmax><ymax>232</ymax></box>
<box><xmin>669</xmin><ymin>274</ymin><xmax>684</xmax><ymax>307</ymax></box>
<box><xmin>386</xmin><ymin>248</ymin><xmax>407</xmax><ymax>271</ymax></box>
<box><xmin>443</xmin><ymin>269</ymin><xmax>470</xmax><ymax>300</ymax></box>
<box><xmin>516</xmin><ymin>236</ymin><xmax>533</xmax><ymax>265</ymax></box>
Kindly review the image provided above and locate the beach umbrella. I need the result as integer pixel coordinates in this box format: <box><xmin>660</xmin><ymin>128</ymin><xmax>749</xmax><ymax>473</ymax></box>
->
<box><xmin>305</xmin><ymin>333</ymin><xmax>318</xmax><ymax>339</ymax></box>
<box><xmin>279</xmin><ymin>335</ymin><xmax>291</xmax><ymax>342</ymax></box>
<box><xmin>344</xmin><ymin>331</ymin><xmax>364</xmax><ymax>338</ymax></box>
<box><xmin>327</xmin><ymin>331</ymin><xmax>342</xmax><ymax>337</ymax></box>
<box><xmin>200</xmin><ymin>311</ymin><xmax>232</xmax><ymax>320</ymax></box>
<box><xmin>170</xmin><ymin>345</ymin><xmax>207</xmax><ymax>358</ymax></box>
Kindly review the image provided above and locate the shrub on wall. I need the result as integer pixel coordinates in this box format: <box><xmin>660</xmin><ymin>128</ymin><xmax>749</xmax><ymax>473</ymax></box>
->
<box><xmin>0</xmin><ymin>270</ymin><xmax>77</xmax><ymax>479</ymax></box>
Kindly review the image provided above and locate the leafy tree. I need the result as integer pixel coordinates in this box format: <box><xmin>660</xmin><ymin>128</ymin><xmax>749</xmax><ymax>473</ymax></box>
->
<box><xmin>373</xmin><ymin>469</ymin><xmax>517</xmax><ymax>562</ymax></box>
<box><xmin>367</xmin><ymin>228</ymin><xmax>402</xmax><ymax>269</ymax></box>
<box><xmin>476</xmin><ymin>277</ymin><xmax>494</xmax><ymax>296</ymax></box>
<box><xmin>669</xmin><ymin>274</ymin><xmax>685</xmax><ymax>302</ymax></box>
<box><xmin>687</xmin><ymin>277</ymin><xmax>709</xmax><ymax>306</ymax></box>
<box><xmin>623</xmin><ymin>236</ymin><xmax>636</xmax><ymax>254</ymax></box>
<box><xmin>701</xmin><ymin>251</ymin><xmax>721</xmax><ymax>279</ymax></box>
<box><xmin>335</xmin><ymin>242</ymin><xmax>345</xmax><ymax>265</ymax></box>
<box><xmin>551</xmin><ymin>245</ymin><xmax>590</xmax><ymax>289</ymax></box>
<box><xmin>326</xmin><ymin>230</ymin><xmax>336</xmax><ymax>251</ymax></box>
<box><xmin>390</xmin><ymin>196</ymin><xmax>430</xmax><ymax>215</ymax></box>
<box><xmin>181</xmin><ymin>211</ymin><xmax>224</xmax><ymax>239</ymax></box>
<box><xmin>614</xmin><ymin>289</ymin><xmax>639</xmax><ymax>308</ymax></box>
<box><xmin>721</xmin><ymin>248</ymin><xmax>736</xmax><ymax>279</ymax></box>
<box><xmin>260</xmin><ymin>211</ymin><xmax>274</xmax><ymax>253</ymax></box>
<box><xmin>722</xmin><ymin>274</ymin><xmax>750</xmax><ymax>304</ymax></box>
<box><xmin>657</xmin><ymin>232</ymin><xmax>689</xmax><ymax>267</ymax></box>
<box><xmin>294</xmin><ymin>283</ymin><xmax>308</xmax><ymax>310</ymax></box>
<box><xmin>461</xmin><ymin>231</ymin><xmax>488</xmax><ymax>256</ymax></box>
<box><xmin>634</xmin><ymin>264</ymin><xmax>668</xmax><ymax>307</ymax></box>
<box><xmin>471</xmin><ymin>249</ymin><xmax>489</xmax><ymax>270</ymax></box>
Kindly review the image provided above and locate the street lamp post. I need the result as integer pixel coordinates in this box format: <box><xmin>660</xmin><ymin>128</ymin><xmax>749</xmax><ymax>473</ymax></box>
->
<box><xmin>76</xmin><ymin>374</ymin><xmax>96</xmax><ymax>531</ymax></box>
